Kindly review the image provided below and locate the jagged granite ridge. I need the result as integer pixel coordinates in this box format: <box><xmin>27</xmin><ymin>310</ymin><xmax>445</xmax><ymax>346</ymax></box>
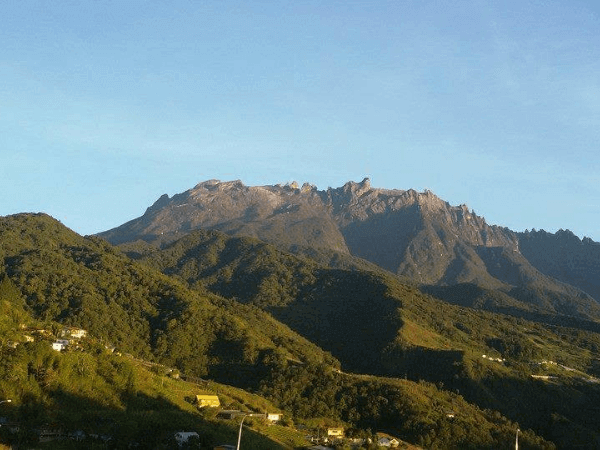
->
<box><xmin>98</xmin><ymin>179</ymin><xmax>600</xmax><ymax>319</ymax></box>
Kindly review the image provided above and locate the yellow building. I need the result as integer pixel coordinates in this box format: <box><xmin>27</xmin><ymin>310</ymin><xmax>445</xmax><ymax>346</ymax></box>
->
<box><xmin>196</xmin><ymin>394</ymin><xmax>220</xmax><ymax>408</ymax></box>
<box><xmin>327</xmin><ymin>427</ymin><xmax>344</xmax><ymax>438</ymax></box>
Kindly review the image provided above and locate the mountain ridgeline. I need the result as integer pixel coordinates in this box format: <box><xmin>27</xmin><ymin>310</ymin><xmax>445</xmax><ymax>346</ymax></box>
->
<box><xmin>100</xmin><ymin>178</ymin><xmax>600</xmax><ymax>321</ymax></box>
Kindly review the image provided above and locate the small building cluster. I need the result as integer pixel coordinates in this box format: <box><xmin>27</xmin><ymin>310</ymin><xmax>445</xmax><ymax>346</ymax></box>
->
<box><xmin>482</xmin><ymin>354</ymin><xmax>505</xmax><ymax>363</ymax></box>
<box><xmin>4</xmin><ymin>325</ymin><xmax>89</xmax><ymax>352</ymax></box>
<box><xmin>52</xmin><ymin>339</ymin><xmax>69</xmax><ymax>351</ymax></box>
<box><xmin>52</xmin><ymin>328</ymin><xmax>88</xmax><ymax>352</ymax></box>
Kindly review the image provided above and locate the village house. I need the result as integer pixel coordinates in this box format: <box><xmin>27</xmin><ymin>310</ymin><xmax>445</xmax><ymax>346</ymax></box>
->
<box><xmin>61</xmin><ymin>327</ymin><xmax>87</xmax><ymax>339</ymax></box>
<box><xmin>266</xmin><ymin>412</ymin><xmax>283</xmax><ymax>423</ymax></box>
<box><xmin>174</xmin><ymin>431</ymin><xmax>199</xmax><ymax>446</ymax></box>
<box><xmin>195</xmin><ymin>394</ymin><xmax>220</xmax><ymax>408</ymax></box>
<box><xmin>327</xmin><ymin>427</ymin><xmax>344</xmax><ymax>439</ymax></box>
<box><xmin>52</xmin><ymin>339</ymin><xmax>69</xmax><ymax>351</ymax></box>
<box><xmin>376</xmin><ymin>432</ymin><xmax>400</xmax><ymax>448</ymax></box>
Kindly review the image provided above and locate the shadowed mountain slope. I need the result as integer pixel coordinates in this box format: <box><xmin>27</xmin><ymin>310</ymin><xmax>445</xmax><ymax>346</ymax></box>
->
<box><xmin>129</xmin><ymin>227</ymin><xmax>600</xmax><ymax>448</ymax></box>
<box><xmin>518</xmin><ymin>229</ymin><xmax>600</xmax><ymax>302</ymax></box>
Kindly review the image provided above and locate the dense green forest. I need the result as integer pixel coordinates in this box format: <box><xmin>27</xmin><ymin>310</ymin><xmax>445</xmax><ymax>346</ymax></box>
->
<box><xmin>130</xmin><ymin>228</ymin><xmax>600</xmax><ymax>448</ymax></box>
<box><xmin>0</xmin><ymin>287</ymin><xmax>552</xmax><ymax>449</ymax></box>
<box><xmin>1</xmin><ymin>214</ymin><xmax>600</xmax><ymax>448</ymax></box>
<box><xmin>0</xmin><ymin>214</ymin><xmax>337</xmax><ymax>384</ymax></box>
<box><xmin>258</xmin><ymin>362</ymin><xmax>553</xmax><ymax>449</ymax></box>
<box><xmin>0</xmin><ymin>289</ymin><xmax>293</xmax><ymax>449</ymax></box>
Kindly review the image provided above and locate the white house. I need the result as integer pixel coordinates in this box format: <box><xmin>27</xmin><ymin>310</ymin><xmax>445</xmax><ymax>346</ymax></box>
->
<box><xmin>376</xmin><ymin>433</ymin><xmax>400</xmax><ymax>448</ymax></box>
<box><xmin>174</xmin><ymin>431</ymin><xmax>199</xmax><ymax>446</ymax></box>
<box><xmin>52</xmin><ymin>340</ymin><xmax>69</xmax><ymax>351</ymax></box>
<box><xmin>266</xmin><ymin>412</ymin><xmax>283</xmax><ymax>423</ymax></box>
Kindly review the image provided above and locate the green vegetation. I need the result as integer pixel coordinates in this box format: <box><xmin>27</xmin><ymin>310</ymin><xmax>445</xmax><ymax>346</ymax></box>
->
<box><xmin>0</xmin><ymin>342</ymin><xmax>289</xmax><ymax>448</ymax></box>
<box><xmin>0</xmin><ymin>282</ymin><xmax>298</xmax><ymax>449</ymax></box>
<box><xmin>1</xmin><ymin>214</ymin><xmax>600</xmax><ymax>448</ymax></box>
<box><xmin>0</xmin><ymin>214</ymin><xmax>336</xmax><ymax>388</ymax></box>
<box><xmin>135</xmin><ymin>227</ymin><xmax>600</xmax><ymax>449</ymax></box>
<box><xmin>259</xmin><ymin>362</ymin><xmax>553</xmax><ymax>449</ymax></box>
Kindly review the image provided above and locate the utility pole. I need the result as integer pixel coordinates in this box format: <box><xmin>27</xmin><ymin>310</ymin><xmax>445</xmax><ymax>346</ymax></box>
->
<box><xmin>236</xmin><ymin>413</ymin><xmax>263</xmax><ymax>450</ymax></box>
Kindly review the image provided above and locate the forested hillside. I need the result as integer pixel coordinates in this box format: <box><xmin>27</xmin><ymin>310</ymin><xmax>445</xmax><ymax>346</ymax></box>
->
<box><xmin>2</xmin><ymin>213</ymin><xmax>600</xmax><ymax>448</ymax></box>
<box><xmin>0</xmin><ymin>286</ymin><xmax>296</xmax><ymax>449</ymax></box>
<box><xmin>0</xmin><ymin>273</ymin><xmax>554</xmax><ymax>449</ymax></box>
<box><xmin>0</xmin><ymin>214</ymin><xmax>337</xmax><ymax>385</ymax></box>
<box><xmin>132</xmin><ymin>228</ymin><xmax>600</xmax><ymax>448</ymax></box>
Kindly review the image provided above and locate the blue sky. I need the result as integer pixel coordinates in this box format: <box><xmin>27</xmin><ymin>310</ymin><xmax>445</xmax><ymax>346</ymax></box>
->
<box><xmin>1</xmin><ymin>1</ymin><xmax>599</xmax><ymax>240</ymax></box>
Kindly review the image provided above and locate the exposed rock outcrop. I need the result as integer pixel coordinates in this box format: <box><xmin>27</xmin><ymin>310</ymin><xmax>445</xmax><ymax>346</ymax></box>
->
<box><xmin>98</xmin><ymin>179</ymin><xmax>600</xmax><ymax>318</ymax></box>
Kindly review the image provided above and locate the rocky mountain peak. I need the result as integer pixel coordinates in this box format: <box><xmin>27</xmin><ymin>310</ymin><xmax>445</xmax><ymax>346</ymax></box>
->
<box><xmin>191</xmin><ymin>179</ymin><xmax>246</xmax><ymax>194</ymax></box>
<box><xmin>145</xmin><ymin>193</ymin><xmax>171</xmax><ymax>214</ymax></box>
<box><xmin>342</xmin><ymin>177</ymin><xmax>371</xmax><ymax>195</ymax></box>
<box><xmin>98</xmin><ymin>178</ymin><xmax>600</xmax><ymax>319</ymax></box>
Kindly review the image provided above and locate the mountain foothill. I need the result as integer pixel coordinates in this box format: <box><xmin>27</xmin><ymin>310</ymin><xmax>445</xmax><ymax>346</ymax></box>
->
<box><xmin>2</xmin><ymin>179</ymin><xmax>600</xmax><ymax>449</ymax></box>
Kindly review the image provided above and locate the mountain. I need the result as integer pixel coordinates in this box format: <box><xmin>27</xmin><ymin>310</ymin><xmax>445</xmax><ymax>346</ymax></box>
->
<box><xmin>3</xmin><ymin>212</ymin><xmax>600</xmax><ymax>448</ymax></box>
<box><xmin>99</xmin><ymin>178</ymin><xmax>600</xmax><ymax>321</ymax></box>
<box><xmin>518</xmin><ymin>229</ymin><xmax>600</xmax><ymax>302</ymax></box>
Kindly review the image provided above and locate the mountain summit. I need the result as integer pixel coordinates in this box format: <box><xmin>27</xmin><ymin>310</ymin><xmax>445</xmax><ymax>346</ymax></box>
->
<box><xmin>99</xmin><ymin>179</ymin><xmax>600</xmax><ymax>320</ymax></box>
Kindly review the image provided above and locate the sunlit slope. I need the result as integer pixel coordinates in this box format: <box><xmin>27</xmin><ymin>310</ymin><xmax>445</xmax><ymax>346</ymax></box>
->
<box><xmin>0</xmin><ymin>213</ymin><xmax>337</xmax><ymax>386</ymax></box>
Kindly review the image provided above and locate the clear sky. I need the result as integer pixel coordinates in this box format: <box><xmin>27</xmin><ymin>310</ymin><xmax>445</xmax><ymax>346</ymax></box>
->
<box><xmin>1</xmin><ymin>1</ymin><xmax>599</xmax><ymax>240</ymax></box>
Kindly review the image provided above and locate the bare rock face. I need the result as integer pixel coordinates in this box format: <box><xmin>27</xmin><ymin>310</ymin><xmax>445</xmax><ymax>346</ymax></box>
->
<box><xmin>98</xmin><ymin>179</ymin><xmax>600</xmax><ymax>317</ymax></box>
<box><xmin>105</xmin><ymin>179</ymin><xmax>348</xmax><ymax>253</ymax></box>
<box><xmin>103</xmin><ymin>178</ymin><xmax>515</xmax><ymax>261</ymax></box>
<box><xmin>518</xmin><ymin>229</ymin><xmax>600</xmax><ymax>302</ymax></box>
<box><xmin>97</xmin><ymin>178</ymin><xmax>526</xmax><ymax>279</ymax></box>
